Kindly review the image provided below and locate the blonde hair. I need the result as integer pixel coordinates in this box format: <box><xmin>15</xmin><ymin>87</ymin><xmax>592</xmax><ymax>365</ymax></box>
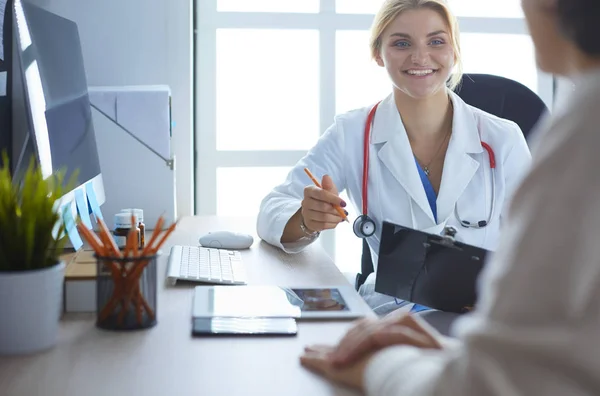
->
<box><xmin>369</xmin><ymin>0</ymin><xmax>463</xmax><ymax>90</ymax></box>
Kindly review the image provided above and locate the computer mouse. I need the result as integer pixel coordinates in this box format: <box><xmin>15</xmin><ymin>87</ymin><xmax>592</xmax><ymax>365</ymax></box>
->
<box><xmin>198</xmin><ymin>231</ymin><xmax>254</xmax><ymax>250</ymax></box>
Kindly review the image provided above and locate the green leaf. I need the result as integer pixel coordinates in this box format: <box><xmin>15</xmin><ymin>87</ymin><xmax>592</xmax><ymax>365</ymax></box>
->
<box><xmin>0</xmin><ymin>150</ymin><xmax>79</xmax><ymax>272</ymax></box>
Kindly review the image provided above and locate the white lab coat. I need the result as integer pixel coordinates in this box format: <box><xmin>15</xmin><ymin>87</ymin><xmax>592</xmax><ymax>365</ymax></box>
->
<box><xmin>257</xmin><ymin>89</ymin><xmax>532</xmax><ymax>285</ymax></box>
<box><xmin>363</xmin><ymin>68</ymin><xmax>600</xmax><ymax>396</ymax></box>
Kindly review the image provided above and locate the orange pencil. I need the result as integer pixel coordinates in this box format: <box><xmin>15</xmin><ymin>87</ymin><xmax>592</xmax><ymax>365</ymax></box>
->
<box><xmin>303</xmin><ymin>168</ymin><xmax>349</xmax><ymax>223</ymax></box>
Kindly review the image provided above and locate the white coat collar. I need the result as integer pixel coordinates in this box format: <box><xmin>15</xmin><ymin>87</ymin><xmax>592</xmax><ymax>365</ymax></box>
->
<box><xmin>370</xmin><ymin>90</ymin><xmax>483</xmax><ymax>151</ymax></box>
<box><xmin>369</xmin><ymin>89</ymin><xmax>481</xmax><ymax>226</ymax></box>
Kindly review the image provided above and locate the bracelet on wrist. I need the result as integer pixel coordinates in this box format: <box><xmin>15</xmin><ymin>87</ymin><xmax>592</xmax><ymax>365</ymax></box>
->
<box><xmin>299</xmin><ymin>214</ymin><xmax>320</xmax><ymax>238</ymax></box>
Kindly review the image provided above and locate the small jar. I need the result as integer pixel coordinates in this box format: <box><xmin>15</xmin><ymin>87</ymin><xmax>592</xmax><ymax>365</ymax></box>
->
<box><xmin>113</xmin><ymin>212</ymin><xmax>139</xmax><ymax>250</ymax></box>
<box><xmin>121</xmin><ymin>209</ymin><xmax>145</xmax><ymax>248</ymax></box>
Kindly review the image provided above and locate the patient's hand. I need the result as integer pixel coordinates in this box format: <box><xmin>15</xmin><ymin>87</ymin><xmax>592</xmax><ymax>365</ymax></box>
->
<box><xmin>327</xmin><ymin>312</ymin><xmax>444</xmax><ymax>368</ymax></box>
<box><xmin>300</xmin><ymin>345</ymin><xmax>373</xmax><ymax>391</ymax></box>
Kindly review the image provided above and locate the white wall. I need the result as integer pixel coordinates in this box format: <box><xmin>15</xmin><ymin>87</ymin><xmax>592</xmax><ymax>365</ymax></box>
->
<box><xmin>26</xmin><ymin>0</ymin><xmax>194</xmax><ymax>218</ymax></box>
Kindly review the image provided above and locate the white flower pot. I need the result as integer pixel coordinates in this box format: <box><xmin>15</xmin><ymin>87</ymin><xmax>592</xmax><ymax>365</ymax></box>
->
<box><xmin>0</xmin><ymin>261</ymin><xmax>65</xmax><ymax>355</ymax></box>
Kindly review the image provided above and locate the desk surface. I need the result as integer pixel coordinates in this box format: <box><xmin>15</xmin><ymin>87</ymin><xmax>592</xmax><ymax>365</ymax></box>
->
<box><xmin>0</xmin><ymin>216</ymin><xmax>372</xmax><ymax>396</ymax></box>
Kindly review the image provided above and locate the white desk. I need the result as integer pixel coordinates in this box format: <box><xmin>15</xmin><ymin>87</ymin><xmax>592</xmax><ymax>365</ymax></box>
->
<box><xmin>0</xmin><ymin>216</ymin><xmax>374</xmax><ymax>396</ymax></box>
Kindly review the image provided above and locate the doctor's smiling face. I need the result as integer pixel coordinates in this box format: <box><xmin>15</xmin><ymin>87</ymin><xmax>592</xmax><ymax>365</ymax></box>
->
<box><xmin>374</xmin><ymin>8</ymin><xmax>457</xmax><ymax>100</ymax></box>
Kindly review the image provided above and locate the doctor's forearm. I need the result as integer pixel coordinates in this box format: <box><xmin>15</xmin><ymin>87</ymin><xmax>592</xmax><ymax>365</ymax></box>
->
<box><xmin>281</xmin><ymin>210</ymin><xmax>306</xmax><ymax>244</ymax></box>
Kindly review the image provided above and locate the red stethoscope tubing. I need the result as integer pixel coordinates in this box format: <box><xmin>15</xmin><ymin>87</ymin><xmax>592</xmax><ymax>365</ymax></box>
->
<box><xmin>362</xmin><ymin>103</ymin><xmax>379</xmax><ymax>215</ymax></box>
<box><xmin>361</xmin><ymin>101</ymin><xmax>496</xmax><ymax>217</ymax></box>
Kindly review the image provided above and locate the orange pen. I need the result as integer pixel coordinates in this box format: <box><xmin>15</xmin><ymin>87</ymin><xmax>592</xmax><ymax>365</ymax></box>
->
<box><xmin>303</xmin><ymin>168</ymin><xmax>349</xmax><ymax>223</ymax></box>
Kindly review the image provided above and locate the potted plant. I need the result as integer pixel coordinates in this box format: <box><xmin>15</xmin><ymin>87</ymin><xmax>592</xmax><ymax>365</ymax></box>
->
<box><xmin>0</xmin><ymin>153</ymin><xmax>75</xmax><ymax>355</ymax></box>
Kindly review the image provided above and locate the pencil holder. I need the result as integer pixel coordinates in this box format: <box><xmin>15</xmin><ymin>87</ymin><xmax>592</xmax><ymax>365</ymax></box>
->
<box><xmin>95</xmin><ymin>253</ymin><xmax>159</xmax><ymax>331</ymax></box>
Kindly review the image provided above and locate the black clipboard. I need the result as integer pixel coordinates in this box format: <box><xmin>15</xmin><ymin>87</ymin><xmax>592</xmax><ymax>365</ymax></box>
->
<box><xmin>374</xmin><ymin>221</ymin><xmax>489</xmax><ymax>313</ymax></box>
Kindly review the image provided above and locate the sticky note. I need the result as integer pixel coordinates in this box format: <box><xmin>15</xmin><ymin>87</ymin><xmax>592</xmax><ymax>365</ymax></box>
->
<box><xmin>85</xmin><ymin>182</ymin><xmax>104</xmax><ymax>222</ymax></box>
<box><xmin>74</xmin><ymin>188</ymin><xmax>93</xmax><ymax>229</ymax></box>
<box><xmin>62</xmin><ymin>204</ymin><xmax>83</xmax><ymax>250</ymax></box>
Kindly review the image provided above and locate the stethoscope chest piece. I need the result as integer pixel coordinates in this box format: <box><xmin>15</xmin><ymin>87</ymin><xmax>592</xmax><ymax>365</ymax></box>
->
<box><xmin>353</xmin><ymin>215</ymin><xmax>376</xmax><ymax>238</ymax></box>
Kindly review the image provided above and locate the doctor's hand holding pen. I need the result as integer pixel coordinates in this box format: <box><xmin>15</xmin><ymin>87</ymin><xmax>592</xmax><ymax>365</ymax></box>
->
<box><xmin>280</xmin><ymin>168</ymin><xmax>348</xmax><ymax>244</ymax></box>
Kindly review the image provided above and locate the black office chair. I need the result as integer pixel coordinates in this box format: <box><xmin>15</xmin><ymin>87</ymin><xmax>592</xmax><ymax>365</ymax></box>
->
<box><xmin>354</xmin><ymin>73</ymin><xmax>549</xmax><ymax>290</ymax></box>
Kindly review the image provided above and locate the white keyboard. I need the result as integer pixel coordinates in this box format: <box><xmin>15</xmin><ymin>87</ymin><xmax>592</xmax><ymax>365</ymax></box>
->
<box><xmin>166</xmin><ymin>245</ymin><xmax>246</xmax><ymax>286</ymax></box>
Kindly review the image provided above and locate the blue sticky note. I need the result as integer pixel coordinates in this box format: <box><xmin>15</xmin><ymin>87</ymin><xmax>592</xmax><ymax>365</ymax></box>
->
<box><xmin>74</xmin><ymin>188</ymin><xmax>93</xmax><ymax>229</ymax></box>
<box><xmin>85</xmin><ymin>182</ymin><xmax>104</xmax><ymax>222</ymax></box>
<box><xmin>62</xmin><ymin>204</ymin><xmax>83</xmax><ymax>250</ymax></box>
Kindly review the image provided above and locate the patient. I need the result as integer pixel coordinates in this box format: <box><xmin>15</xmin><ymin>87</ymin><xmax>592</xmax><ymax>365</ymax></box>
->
<box><xmin>299</xmin><ymin>0</ymin><xmax>600</xmax><ymax>394</ymax></box>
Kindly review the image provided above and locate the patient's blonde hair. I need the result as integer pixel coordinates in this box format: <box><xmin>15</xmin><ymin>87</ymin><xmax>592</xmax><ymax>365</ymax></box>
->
<box><xmin>369</xmin><ymin>0</ymin><xmax>463</xmax><ymax>90</ymax></box>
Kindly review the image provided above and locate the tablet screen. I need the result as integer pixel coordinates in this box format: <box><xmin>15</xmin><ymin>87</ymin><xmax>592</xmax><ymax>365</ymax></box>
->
<box><xmin>288</xmin><ymin>288</ymin><xmax>349</xmax><ymax>312</ymax></box>
<box><xmin>192</xmin><ymin>285</ymin><xmax>365</xmax><ymax>320</ymax></box>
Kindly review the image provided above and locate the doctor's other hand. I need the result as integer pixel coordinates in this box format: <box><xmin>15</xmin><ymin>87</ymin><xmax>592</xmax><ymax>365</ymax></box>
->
<box><xmin>301</xmin><ymin>175</ymin><xmax>347</xmax><ymax>232</ymax></box>
<box><xmin>325</xmin><ymin>313</ymin><xmax>444</xmax><ymax>368</ymax></box>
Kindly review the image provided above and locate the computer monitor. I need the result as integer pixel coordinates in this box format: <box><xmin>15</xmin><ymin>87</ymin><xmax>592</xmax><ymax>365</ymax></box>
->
<box><xmin>9</xmin><ymin>0</ymin><xmax>105</xmax><ymax>222</ymax></box>
<box><xmin>1</xmin><ymin>0</ymin><xmax>12</xmax><ymax>159</ymax></box>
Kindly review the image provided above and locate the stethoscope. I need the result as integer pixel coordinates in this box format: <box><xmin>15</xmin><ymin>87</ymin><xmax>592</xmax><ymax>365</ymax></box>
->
<box><xmin>353</xmin><ymin>101</ymin><xmax>498</xmax><ymax>239</ymax></box>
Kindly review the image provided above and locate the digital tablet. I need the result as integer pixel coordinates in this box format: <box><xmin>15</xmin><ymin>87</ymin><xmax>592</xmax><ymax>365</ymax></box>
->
<box><xmin>192</xmin><ymin>317</ymin><xmax>297</xmax><ymax>337</ymax></box>
<box><xmin>192</xmin><ymin>284</ymin><xmax>371</xmax><ymax>320</ymax></box>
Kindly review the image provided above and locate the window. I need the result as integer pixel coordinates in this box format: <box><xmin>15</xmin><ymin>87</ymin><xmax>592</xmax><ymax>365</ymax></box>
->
<box><xmin>335</xmin><ymin>0</ymin><xmax>524</xmax><ymax>18</ymax></box>
<box><xmin>334</xmin><ymin>0</ymin><xmax>386</xmax><ymax>15</ymax></box>
<box><xmin>216</xmin><ymin>167</ymin><xmax>292</xmax><ymax>216</ymax></box>
<box><xmin>460</xmin><ymin>33</ymin><xmax>538</xmax><ymax>94</ymax></box>
<box><xmin>444</xmin><ymin>0</ymin><xmax>524</xmax><ymax>18</ymax></box>
<box><xmin>335</xmin><ymin>30</ymin><xmax>390</xmax><ymax>114</ymax></box>
<box><xmin>217</xmin><ymin>0</ymin><xmax>319</xmax><ymax>13</ymax></box>
<box><xmin>216</xmin><ymin>29</ymin><xmax>320</xmax><ymax>151</ymax></box>
<box><xmin>196</xmin><ymin>0</ymin><xmax>553</xmax><ymax>275</ymax></box>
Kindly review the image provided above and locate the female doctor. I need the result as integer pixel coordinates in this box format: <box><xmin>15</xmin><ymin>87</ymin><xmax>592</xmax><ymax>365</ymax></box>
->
<box><xmin>257</xmin><ymin>0</ymin><xmax>532</xmax><ymax>315</ymax></box>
